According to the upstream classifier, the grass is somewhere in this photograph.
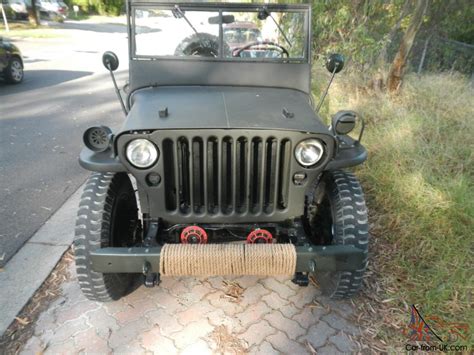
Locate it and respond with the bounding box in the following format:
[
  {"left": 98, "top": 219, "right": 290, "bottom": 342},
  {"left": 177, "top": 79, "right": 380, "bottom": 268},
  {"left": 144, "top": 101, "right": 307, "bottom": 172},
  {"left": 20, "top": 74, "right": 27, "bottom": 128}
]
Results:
[
  {"left": 0, "top": 22, "right": 63, "bottom": 38},
  {"left": 316, "top": 69, "right": 473, "bottom": 346}
]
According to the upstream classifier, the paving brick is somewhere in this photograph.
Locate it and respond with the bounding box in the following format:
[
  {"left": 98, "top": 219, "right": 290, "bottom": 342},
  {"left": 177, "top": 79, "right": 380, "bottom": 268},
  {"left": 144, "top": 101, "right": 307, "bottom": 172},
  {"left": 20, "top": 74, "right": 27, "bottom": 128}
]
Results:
[
  {"left": 21, "top": 336, "right": 45, "bottom": 354},
  {"left": 43, "top": 339, "right": 77, "bottom": 355},
  {"left": 180, "top": 339, "right": 213, "bottom": 355},
  {"left": 322, "top": 313, "right": 359, "bottom": 335},
  {"left": 206, "top": 309, "right": 243, "bottom": 334},
  {"left": 235, "top": 302, "right": 272, "bottom": 327},
  {"left": 172, "top": 319, "right": 214, "bottom": 349},
  {"left": 140, "top": 326, "right": 177, "bottom": 354},
  {"left": 86, "top": 307, "right": 120, "bottom": 339},
  {"left": 267, "top": 331, "right": 309, "bottom": 354},
  {"left": 239, "top": 284, "right": 271, "bottom": 307},
  {"left": 108, "top": 319, "right": 149, "bottom": 350},
  {"left": 239, "top": 320, "right": 277, "bottom": 347},
  {"left": 232, "top": 276, "right": 261, "bottom": 288},
  {"left": 253, "top": 341, "right": 279, "bottom": 355},
  {"left": 155, "top": 291, "right": 187, "bottom": 314},
  {"left": 329, "top": 331, "right": 356, "bottom": 352},
  {"left": 176, "top": 300, "right": 215, "bottom": 326},
  {"left": 49, "top": 317, "right": 90, "bottom": 343},
  {"left": 261, "top": 292, "right": 289, "bottom": 310},
  {"left": 261, "top": 278, "right": 296, "bottom": 300},
  {"left": 189, "top": 283, "right": 214, "bottom": 301},
  {"left": 73, "top": 327, "right": 110, "bottom": 354},
  {"left": 204, "top": 276, "right": 225, "bottom": 290},
  {"left": 114, "top": 304, "right": 147, "bottom": 325},
  {"left": 34, "top": 309, "right": 57, "bottom": 335},
  {"left": 145, "top": 308, "right": 183, "bottom": 336},
  {"left": 264, "top": 312, "right": 306, "bottom": 339},
  {"left": 206, "top": 291, "right": 243, "bottom": 315},
  {"left": 288, "top": 286, "right": 318, "bottom": 309},
  {"left": 113, "top": 340, "right": 146, "bottom": 354},
  {"left": 55, "top": 300, "right": 99, "bottom": 325},
  {"left": 278, "top": 303, "right": 300, "bottom": 318},
  {"left": 292, "top": 306, "right": 328, "bottom": 329},
  {"left": 317, "top": 343, "right": 340, "bottom": 354},
  {"left": 300, "top": 321, "right": 336, "bottom": 348}
]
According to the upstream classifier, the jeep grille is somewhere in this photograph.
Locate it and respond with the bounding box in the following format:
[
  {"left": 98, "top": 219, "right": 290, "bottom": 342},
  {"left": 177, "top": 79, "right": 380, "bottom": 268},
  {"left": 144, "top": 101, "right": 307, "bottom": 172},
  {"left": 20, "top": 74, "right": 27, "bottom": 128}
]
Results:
[{"left": 162, "top": 136, "right": 291, "bottom": 216}]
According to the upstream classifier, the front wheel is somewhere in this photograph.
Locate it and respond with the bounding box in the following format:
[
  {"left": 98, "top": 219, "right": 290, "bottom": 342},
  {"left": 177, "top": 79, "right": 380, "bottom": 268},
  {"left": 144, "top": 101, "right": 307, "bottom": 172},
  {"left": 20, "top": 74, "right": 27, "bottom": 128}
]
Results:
[
  {"left": 74, "top": 172, "right": 140, "bottom": 302},
  {"left": 4, "top": 57, "right": 23, "bottom": 84},
  {"left": 310, "top": 170, "right": 369, "bottom": 299}
]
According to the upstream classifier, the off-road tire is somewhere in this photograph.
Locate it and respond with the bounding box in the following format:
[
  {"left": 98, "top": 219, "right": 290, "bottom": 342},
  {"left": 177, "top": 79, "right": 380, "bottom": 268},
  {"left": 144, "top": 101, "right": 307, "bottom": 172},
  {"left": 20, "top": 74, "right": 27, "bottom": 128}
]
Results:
[
  {"left": 312, "top": 170, "right": 369, "bottom": 299},
  {"left": 4, "top": 57, "right": 23, "bottom": 84},
  {"left": 174, "top": 32, "right": 230, "bottom": 57},
  {"left": 74, "top": 172, "right": 139, "bottom": 302}
]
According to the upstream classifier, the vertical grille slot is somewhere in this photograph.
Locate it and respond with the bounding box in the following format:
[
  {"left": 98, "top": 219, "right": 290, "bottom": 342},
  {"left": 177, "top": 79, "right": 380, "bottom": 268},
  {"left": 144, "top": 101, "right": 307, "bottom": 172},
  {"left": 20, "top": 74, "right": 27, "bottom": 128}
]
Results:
[
  {"left": 207, "top": 137, "right": 219, "bottom": 214},
  {"left": 163, "top": 139, "right": 176, "bottom": 211},
  {"left": 277, "top": 139, "right": 291, "bottom": 209},
  {"left": 235, "top": 137, "right": 247, "bottom": 213},
  {"left": 264, "top": 138, "right": 278, "bottom": 213},
  {"left": 177, "top": 137, "right": 190, "bottom": 214},
  {"left": 221, "top": 137, "right": 233, "bottom": 214},
  {"left": 192, "top": 138, "right": 204, "bottom": 213},
  {"left": 249, "top": 138, "right": 263, "bottom": 213}
]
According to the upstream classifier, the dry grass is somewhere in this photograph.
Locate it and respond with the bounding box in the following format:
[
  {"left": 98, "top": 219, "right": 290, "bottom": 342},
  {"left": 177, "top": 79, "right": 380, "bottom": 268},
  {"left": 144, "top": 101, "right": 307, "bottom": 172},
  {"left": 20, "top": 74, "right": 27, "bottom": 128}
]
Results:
[{"left": 315, "top": 69, "right": 474, "bottom": 347}]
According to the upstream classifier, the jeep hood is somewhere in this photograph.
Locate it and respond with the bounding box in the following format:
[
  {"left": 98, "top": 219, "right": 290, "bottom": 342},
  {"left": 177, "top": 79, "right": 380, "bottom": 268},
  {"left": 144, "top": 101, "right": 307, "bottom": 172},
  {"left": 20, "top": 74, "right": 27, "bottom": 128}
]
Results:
[{"left": 121, "top": 86, "right": 330, "bottom": 134}]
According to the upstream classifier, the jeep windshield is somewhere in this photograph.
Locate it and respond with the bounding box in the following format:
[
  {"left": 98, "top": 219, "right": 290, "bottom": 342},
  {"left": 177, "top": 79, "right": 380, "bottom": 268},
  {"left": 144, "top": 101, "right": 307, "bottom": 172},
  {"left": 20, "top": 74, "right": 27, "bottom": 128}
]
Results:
[{"left": 131, "top": 3, "right": 309, "bottom": 62}]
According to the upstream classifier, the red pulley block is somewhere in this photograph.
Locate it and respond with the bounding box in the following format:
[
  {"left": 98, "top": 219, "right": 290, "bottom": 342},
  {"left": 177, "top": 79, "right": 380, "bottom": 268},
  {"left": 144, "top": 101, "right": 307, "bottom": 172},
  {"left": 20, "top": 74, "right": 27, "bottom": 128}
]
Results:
[
  {"left": 246, "top": 229, "right": 273, "bottom": 244},
  {"left": 180, "top": 226, "right": 208, "bottom": 244}
]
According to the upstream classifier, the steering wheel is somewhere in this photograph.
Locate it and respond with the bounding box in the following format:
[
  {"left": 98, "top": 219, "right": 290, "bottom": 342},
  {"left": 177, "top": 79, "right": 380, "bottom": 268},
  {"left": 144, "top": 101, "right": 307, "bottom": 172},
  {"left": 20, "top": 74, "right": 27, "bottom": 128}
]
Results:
[{"left": 233, "top": 41, "right": 289, "bottom": 58}]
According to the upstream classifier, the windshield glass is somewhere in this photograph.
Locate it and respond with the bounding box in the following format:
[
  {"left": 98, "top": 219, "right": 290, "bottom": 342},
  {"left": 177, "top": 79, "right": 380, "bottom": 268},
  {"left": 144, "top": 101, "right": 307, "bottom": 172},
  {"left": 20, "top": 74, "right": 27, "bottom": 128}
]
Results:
[{"left": 132, "top": 4, "right": 308, "bottom": 61}]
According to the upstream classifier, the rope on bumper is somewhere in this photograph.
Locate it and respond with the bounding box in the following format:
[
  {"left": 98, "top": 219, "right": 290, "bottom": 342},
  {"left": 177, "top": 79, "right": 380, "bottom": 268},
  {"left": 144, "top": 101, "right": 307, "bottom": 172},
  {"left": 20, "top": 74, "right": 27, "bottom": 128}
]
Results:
[{"left": 159, "top": 243, "right": 296, "bottom": 276}]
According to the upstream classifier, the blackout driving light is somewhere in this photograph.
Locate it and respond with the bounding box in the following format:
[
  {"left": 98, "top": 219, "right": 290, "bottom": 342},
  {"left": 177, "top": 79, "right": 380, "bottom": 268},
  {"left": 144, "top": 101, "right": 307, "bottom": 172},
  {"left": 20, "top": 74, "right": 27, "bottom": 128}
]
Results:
[
  {"left": 295, "top": 139, "right": 325, "bottom": 167},
  {"left": 83, "top": 126, "right": 112, "bottom": 152},
  {"left": 126, "top": 139, "right": 159, "bottom": 168}
]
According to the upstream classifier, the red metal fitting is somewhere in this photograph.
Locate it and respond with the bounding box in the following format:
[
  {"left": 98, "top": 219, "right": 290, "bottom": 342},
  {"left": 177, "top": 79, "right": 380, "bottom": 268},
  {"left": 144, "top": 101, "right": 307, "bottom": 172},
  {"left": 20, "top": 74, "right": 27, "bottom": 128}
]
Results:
[
  {"left": 246, "top": 229, "right": 273, "bottom": 244},
  {"left": 180, "top": 226, "right": 208, "bottom": 244}
]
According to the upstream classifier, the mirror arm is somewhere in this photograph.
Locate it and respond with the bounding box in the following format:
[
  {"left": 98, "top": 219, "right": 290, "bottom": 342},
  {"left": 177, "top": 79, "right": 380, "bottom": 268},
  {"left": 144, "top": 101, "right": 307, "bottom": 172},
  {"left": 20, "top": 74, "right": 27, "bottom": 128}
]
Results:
[
  {"left": 316, "top": 65, "right": 338, "bottom": 113},
  {"left": 107, "top": 64, "right": 128, "bottom": 116}
]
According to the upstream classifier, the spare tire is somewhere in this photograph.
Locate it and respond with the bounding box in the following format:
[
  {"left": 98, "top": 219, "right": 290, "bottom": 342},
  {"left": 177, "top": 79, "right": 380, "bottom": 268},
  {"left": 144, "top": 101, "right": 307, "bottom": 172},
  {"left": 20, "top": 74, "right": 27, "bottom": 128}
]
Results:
[{"left": 174, "top": 33, "right": 230, "bottom": 57}]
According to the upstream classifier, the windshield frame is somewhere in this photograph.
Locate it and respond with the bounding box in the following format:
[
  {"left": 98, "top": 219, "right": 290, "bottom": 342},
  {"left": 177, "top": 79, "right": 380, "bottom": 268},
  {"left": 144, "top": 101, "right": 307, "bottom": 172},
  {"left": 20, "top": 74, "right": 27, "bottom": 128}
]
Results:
[{"left": 128, "top": 1, "right": 311, "bottom": 64}]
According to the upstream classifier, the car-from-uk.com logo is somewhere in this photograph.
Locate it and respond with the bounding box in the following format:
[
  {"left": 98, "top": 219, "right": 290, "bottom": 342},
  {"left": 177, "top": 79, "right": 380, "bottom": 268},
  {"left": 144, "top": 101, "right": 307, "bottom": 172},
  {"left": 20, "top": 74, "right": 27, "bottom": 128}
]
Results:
[{"left": 403, "top": 304, "right": 471, "bottom": 352}]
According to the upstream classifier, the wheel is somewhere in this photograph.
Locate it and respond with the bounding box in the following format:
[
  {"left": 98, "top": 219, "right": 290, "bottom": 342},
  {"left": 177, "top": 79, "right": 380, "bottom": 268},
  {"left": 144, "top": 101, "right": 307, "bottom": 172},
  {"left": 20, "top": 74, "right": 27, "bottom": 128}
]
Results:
[
  {"left": 309, "top": 170, "right": 369, "bottom": 298},
  {"left": 4, "top": 57, "right": 23, "bottom": 84},
  {"left": 174, "top": 32, "right": 230, "bottom": 57},
  {"left": 74, "top": 172, "right": 140, "bottom": 302}
]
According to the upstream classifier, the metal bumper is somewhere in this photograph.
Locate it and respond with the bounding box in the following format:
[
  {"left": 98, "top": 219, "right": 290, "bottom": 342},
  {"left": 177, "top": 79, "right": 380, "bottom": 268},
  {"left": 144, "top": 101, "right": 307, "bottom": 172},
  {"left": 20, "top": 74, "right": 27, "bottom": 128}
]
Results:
[{"left": 90, "top": 244, "right": 365, "bottom": 274}]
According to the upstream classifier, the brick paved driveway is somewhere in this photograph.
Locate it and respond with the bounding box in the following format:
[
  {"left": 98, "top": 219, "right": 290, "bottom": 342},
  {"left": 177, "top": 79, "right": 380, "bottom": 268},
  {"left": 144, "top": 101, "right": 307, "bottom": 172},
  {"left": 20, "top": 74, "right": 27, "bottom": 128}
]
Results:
[{"left": 21, "top": 262, "right": 360, "bottom": 354}]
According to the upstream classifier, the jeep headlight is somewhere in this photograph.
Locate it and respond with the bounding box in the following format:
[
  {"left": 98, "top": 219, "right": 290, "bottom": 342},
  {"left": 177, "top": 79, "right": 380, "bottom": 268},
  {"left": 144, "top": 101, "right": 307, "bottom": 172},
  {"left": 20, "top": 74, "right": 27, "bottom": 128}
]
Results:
[
  {"left": 295, "top": 139, "right": 325, "bottom": 167},
  {"left": 126, "top": 139, "right": 159, "bottom": 168}
]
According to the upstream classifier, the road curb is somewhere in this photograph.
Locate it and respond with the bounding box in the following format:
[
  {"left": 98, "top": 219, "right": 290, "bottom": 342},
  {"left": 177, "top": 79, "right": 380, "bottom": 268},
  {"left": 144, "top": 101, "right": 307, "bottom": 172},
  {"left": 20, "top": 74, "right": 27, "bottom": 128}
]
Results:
[{"left": 0, "top": 183, "right": 84, "bottom": 336}]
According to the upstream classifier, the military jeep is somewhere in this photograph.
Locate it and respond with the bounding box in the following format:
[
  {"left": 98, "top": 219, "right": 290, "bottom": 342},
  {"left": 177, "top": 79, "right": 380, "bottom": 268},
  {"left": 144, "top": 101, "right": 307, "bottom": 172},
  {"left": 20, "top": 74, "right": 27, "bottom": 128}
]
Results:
[{"left": 75, "top": 0, "right": 369, "bottom": 302}]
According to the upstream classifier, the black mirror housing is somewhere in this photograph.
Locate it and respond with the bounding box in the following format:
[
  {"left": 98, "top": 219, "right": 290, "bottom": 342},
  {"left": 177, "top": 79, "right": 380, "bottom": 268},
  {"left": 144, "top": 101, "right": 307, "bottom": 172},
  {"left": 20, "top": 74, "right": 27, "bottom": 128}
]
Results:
[
  {"left": 326, "top": 53, "right": 345, "bottom": 74},
  {"left": 332, "top": 110, "right": 356, "bottom": 135},
  {"left": 102, "top": 51, "right": 119, "bottom": 71}
]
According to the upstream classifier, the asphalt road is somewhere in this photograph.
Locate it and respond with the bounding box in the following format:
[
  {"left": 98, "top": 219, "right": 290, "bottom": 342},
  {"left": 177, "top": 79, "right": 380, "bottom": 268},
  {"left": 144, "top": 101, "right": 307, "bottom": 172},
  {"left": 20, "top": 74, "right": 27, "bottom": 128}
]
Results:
[{"left": 0, "top": 20, "right": 129, "bottom": 266}]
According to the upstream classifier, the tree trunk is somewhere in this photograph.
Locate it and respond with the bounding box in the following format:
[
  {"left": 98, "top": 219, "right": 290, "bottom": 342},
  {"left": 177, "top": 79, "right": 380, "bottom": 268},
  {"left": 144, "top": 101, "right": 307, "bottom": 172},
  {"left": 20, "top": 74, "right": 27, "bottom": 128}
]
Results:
[
  {"left": 387, "top": 0, "right": 429, "bottom": 93},
  {"left": 28, "top": 0, "right": 40, "bottom": 27}
]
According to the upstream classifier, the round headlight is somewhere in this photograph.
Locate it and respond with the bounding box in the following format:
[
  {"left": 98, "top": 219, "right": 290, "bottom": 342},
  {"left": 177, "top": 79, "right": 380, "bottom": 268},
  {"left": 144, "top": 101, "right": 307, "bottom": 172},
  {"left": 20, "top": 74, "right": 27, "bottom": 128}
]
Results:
[
  {"left": 126, "top": 139, "right": 159, "bottom": 168},
  {"left": 295, "top": 139, "right": 325, "bottom": 167}
]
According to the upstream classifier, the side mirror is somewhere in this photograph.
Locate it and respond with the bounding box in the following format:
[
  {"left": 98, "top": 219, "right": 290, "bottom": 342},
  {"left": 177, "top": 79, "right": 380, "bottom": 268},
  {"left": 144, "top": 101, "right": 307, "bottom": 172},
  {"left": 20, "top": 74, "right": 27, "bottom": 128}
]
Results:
[
  {"left": 326, "top": 53, "right": 345, "bottom": 74},
  {"left": 332, "top": 111, "right": 356, "bottom": 135},
  {"left": 102, "top": 51, "right": 119, "bottom": 71}
]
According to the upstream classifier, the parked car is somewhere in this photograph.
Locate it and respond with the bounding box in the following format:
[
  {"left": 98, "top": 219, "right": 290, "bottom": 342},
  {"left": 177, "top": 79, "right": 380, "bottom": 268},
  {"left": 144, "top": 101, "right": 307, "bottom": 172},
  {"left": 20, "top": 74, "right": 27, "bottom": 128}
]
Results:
[
  {"left": 0, "top": 37, "right": 24, "bottom": 84},
  {"left": 2, "top": 0, "right": 28, "bottom": 20},
  {"left": 37, "top": 0, "right": 68, "bottom": 20},
  {"left": 75, "top": 1, "right": 369, "bottom": 302}
]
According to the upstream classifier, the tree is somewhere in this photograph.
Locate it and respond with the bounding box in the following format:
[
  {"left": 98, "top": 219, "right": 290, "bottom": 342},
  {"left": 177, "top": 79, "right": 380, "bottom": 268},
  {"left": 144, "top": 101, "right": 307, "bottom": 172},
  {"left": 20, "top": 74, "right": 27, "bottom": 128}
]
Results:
[
  {"left": 28, "top": 0, "right": 40, "bottom": 27},
  {"left": 387, "top": 0, "right": 429, "bottom": 93}
]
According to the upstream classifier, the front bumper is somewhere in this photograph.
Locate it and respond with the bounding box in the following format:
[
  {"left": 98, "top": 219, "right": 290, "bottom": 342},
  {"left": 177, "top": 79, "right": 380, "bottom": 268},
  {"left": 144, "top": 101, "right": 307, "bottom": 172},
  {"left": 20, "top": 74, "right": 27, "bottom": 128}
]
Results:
[{"left": 90, "top": 244, "right": 365, "bottom": 274}]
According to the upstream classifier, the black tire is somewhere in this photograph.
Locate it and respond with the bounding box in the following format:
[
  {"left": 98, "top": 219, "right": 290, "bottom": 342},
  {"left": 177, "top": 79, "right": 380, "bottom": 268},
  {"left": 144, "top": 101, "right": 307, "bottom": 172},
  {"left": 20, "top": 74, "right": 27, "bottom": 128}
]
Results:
[
  {"left": 74, "top": 172, "right": 140, "bottom": 302},
  {"left": 4, "top": 57, "right": 23, "bottom": 84},
  {"left": 174, "top": 32, "right": 230, "bottom": 57},
  {"left": 311, "top": 170, "right": 369, "bottom": 299}
]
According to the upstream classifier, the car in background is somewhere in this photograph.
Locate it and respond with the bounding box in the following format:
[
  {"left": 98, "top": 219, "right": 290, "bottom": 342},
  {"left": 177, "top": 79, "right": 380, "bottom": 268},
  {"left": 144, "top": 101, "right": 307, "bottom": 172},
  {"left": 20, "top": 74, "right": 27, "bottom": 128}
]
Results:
[
  {"left": 37, "top": 0, "right": 68, "bottom": 20},
  {"left": 0, "top": 37, "right": 24, "bottom": 84},
  {"left": 2, "top": 0, "right": 28, "bottom": 20}
]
